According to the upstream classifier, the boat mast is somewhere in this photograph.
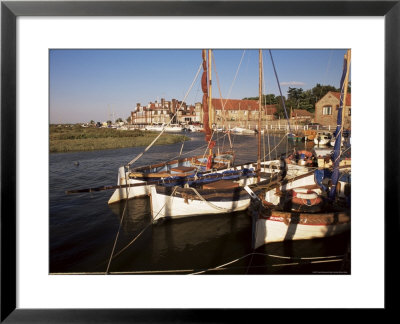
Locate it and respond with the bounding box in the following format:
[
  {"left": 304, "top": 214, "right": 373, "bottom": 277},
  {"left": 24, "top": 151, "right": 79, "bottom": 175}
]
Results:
[
  {"left": 339, "top": 50, "right": 351, "bottom": 158},
  {"left": 257, "top": 49, "right": 262, "bottom": 181},
  {"left": 202, "top": 50, "right": 211, "bottom": 143},
  {"left": 329, "top": 49, "right": 351, "bottom": 200},
  {"left": 208, "top": 49, "right": 213, "bottom": 155}
]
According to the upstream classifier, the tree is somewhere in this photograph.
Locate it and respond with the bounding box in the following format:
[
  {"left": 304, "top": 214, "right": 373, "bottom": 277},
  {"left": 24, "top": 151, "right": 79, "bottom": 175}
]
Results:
[
  {"left": 274, "top": 95, "right": 288, "bottom": 119},
  {"left": 126, "top": 116, "right": 132, "bottom": 123},
  {"left": 116, "top": 117, "right": 123, "bottom": 123},
  {"left": 311, "top": 83, "right": 339, "bottom": 103}
]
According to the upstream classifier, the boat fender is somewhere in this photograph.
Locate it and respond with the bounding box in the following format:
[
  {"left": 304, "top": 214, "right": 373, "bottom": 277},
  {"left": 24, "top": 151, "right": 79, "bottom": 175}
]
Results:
[
  {"left": 291, "top": 190, "right": 322, "bottom": 206},
  {"left": 292, "top": 188, "right": 318, "bottom": 200},
  {"left": 291, "top": 196, "right": 322, "bottom": 206}
]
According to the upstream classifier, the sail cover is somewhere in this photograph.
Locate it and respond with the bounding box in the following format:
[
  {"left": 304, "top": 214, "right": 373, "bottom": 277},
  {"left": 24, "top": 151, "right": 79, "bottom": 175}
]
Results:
[{"left": 329, "top": 52, "right": 350, "bottom": 200}]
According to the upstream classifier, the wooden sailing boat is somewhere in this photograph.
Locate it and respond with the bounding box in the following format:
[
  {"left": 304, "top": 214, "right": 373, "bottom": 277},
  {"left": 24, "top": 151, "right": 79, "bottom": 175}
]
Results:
[
  {"left": 149, "top": 49, "right": 287, "bottom": 220},
  {"left": 108, "top": 50, "right": 242, "bottom": 204},
  {"left": 246, "top": 50, "right": 351, "bottom": 249}
]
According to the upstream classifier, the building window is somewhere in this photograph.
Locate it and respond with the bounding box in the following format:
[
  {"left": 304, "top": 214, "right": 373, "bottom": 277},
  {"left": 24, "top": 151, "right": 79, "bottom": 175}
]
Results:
[
  {"left": 322, "top": 106, "right": 332, "bottom": 115},
  {"left": 348, "top": 108, "right": 351, "bottom": 116}
]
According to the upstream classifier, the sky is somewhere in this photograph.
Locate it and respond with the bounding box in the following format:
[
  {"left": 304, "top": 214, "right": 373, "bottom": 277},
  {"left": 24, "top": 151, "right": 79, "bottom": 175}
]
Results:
[{"left": 49, "top": 49, "right": 349, "bottom": 124}]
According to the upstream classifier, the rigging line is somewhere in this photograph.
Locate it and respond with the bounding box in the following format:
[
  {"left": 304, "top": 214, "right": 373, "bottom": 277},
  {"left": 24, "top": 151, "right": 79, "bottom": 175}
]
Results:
[
  {"left": 316, "top": 49, "right": 334, "bottom": 101},
  {"left": 166, "top": 131, "right": 232, "bottom": 164},
  {"left": 268, "top": 50, "right": 293, "bottom": 136},
  {"left": 127, "top": 62, "right": 203, "bottom": 167},
  {"left": 105, "top": 188, "right": 130, "bottom": 274},
  {"left": 212, "top": 52, "right": 227, "bottom": 134},
  {"left": 223, "top": 50, "right": 246, "bottom": 108},
  {"left": 333, "top": 61, "right": 351, "bottom": 164},
  {"left": 111, "top": 186, "right": 180, "bottom": 261},
  {"left": 263, "top": 133, "right": 288, "bottom": 161},
  {"left": 178, "top": 137, "right": 185, "bottom": 157},
  {"left": 261, "top": 51, "right": 272, "bottom": 162},
  {"left": 193, "top": 130, "right": 217, "bottom": 178}
]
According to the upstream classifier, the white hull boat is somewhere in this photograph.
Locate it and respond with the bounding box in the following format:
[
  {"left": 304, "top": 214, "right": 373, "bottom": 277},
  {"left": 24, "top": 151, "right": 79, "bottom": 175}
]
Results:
[
  {"left": 163, "top": 124, "right": 184, "bottom": 132},
  {"left": 149, "top": 165, "right": 270, "bottom": 220},
  {"left": 108, "top": 152, "right": 235, "bottom": 204},
  {"left": 248, "top": 166, "right": 351, "bottom": 249},
  {"left": 148, "top": 161, "right": 312, "bottom": 220},
  {"left": 145, "top": 124, "right": 183, "bottom": 132},
  {"left": 253, "top": 214, "right": 350, "bottom": 248},
  {"left": 314, "top": 132, "right": 332, "bottom": 146}
]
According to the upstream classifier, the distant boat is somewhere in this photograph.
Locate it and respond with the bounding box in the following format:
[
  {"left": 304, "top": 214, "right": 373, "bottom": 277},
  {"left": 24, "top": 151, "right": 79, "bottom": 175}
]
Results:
[
  {"left": 145, "top": 123, "right": 183, "bottom": 132},
  {"left": 314, "top": 131, "right": 332, "bottom": 146},
  {"left": 330, "top": 135, "right": 344, "bottom": 147},
  {"left": 185, "top": 124, "right": 204, "bottom": 132},
  {"left": 231, "top": 126, "right": 255, "bottom": 135}
]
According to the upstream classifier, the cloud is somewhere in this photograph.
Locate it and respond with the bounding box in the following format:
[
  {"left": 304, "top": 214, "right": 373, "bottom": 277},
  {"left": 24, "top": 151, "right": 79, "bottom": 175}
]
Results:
[{"left": 280, "top": 81, "right": 306, "bottom": 86}]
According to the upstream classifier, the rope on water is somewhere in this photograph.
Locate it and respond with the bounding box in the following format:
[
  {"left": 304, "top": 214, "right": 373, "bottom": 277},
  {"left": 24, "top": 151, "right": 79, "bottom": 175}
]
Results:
[
  {"left": 51, "top": 257, "right": 344, "bottom": 275},
  {"left": 190, "top": 253, "right": 254, "bottom": 275},
  {"left": 190, "top": 252, "right": 345, "bottom": 275}
]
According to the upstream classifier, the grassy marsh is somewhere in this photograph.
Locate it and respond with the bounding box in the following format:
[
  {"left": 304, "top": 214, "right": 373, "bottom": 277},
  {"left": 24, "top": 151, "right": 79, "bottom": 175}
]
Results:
[{"left": 50, "top": 125, "right": 190, "bottom": 153}]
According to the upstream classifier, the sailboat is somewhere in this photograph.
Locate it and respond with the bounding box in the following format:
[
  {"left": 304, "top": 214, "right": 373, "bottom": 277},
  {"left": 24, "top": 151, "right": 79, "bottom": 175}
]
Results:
[
  {"left": 149, "top": 49, "right": 291, "bottom": 220},
  {"left": 246, "top": 50, "right": 351, "bottom": 249},
  {"left": 108, "top": 50, "right": 248, "bottom": 205}
]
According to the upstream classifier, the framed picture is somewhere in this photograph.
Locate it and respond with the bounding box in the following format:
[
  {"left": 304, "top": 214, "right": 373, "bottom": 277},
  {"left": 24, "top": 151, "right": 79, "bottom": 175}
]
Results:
[{"left": 2, "top": 0, "right": 397, "bottom": 321}]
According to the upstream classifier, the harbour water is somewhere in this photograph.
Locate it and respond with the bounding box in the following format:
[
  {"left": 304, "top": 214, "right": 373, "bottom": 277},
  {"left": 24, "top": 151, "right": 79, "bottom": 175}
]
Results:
[{"left": 50, "top": 132, "right": 350, "bottom": 275}]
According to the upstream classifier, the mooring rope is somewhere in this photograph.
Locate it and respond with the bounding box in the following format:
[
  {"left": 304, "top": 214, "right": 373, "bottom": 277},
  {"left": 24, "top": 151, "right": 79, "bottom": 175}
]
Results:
[
  {"left": 186, "top": 187, "right": 237, "bottom": 212},
  {"left": 106, "top": 186, "right": 179, "bottom": 264},
  {"left": 189, "top": 252, "right": 345, "bottom": 275}
]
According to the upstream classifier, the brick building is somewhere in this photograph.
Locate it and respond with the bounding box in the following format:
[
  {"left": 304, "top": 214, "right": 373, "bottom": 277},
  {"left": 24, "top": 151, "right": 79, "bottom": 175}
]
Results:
[
  {"left": 131, "top": 97, "right": 278, "bottom": 126},
  {"left": 131, "top": 98, "right": 182, "bottom": 125},
  {"left": 212, "top": 98, "right": 277, "bottom": 123},
  {"left": 314, "top": 91, "right": 351, "bottom": 129},
  {"left": 290, "top": 109, "right": 313, "bottom": 122}
]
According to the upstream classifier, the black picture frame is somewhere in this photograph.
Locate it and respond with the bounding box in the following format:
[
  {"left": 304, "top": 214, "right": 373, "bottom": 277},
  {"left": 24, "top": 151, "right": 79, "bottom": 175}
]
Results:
[{"left": 1, "top": 0, "right": 398, "bottom": 322}]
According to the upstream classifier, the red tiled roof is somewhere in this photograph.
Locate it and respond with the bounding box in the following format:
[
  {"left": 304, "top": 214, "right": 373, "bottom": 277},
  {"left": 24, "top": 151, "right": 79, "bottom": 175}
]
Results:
[
  {"left": 265, "top": 104, "right": 277, "bottom": 115},
  {"left": 329, "top": 91, "right": 351, "bottom": 106},
  {"left": 212, "top": 98, "right": 276, "bottom": 113},
  {"left": 212, "top": 98, "right": 259, "bottom": 110}
]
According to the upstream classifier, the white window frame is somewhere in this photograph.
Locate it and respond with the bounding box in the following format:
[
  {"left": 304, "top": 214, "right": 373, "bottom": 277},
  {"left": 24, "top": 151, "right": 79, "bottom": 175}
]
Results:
[{"left": 322, "top": 105, "right": 332, "bottom": 115}]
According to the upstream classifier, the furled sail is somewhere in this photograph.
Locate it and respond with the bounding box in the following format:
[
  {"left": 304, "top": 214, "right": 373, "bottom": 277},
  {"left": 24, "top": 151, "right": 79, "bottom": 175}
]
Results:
[{"left": 329, "top": 50, "right": 351, "bottom": 200}]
